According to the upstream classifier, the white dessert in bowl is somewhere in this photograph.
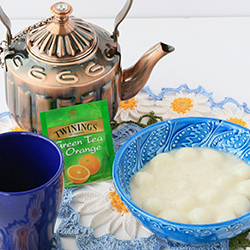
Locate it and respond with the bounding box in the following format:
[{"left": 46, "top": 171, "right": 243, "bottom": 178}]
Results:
[{"left": 130, "top": 147, "right": 250, "bottom": 224}]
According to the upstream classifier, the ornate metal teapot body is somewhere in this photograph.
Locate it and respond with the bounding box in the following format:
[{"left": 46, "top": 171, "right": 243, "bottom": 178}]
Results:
[{"left": 0, "top": 1, "right": 174, "bottom": 133}]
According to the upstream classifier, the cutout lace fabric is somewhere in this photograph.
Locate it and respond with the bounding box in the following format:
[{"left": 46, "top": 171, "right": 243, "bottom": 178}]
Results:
[{"left": 2, "top": 84, "right": 250, "bottom": 250}]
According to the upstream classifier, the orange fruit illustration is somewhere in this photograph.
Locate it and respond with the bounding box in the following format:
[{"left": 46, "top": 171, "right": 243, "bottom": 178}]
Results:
[
  {"left": 79, "top": 154, "right": 100, "bottom": 175},
  {"left": 67, "top": 165, "right": 90, "bottom": 184}
]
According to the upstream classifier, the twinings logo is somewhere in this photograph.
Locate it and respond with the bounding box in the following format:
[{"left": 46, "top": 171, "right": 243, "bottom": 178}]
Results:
[{"left": 47, "top": 118, "right": 104, "bottom": 140}]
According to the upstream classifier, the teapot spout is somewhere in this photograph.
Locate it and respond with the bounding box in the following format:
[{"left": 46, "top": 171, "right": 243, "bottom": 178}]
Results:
[{"left": 121, "top": 42, "right": 174, "bottom": 100}]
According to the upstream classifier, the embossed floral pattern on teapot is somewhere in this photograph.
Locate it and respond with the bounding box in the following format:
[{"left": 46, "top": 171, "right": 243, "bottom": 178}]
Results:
[{"left": 0, "top": 1, "right": 174, "bottom": 133}]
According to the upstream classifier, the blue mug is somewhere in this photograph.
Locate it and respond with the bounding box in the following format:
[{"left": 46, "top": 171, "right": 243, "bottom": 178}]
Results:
[{"left": 0, "top": 132, "right": 64, "bottom": 250}]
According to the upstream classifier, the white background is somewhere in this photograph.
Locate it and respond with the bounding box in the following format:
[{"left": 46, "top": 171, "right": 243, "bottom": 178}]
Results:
[{"left": 2, "top": 0, "right": 250, "bottom": 19}]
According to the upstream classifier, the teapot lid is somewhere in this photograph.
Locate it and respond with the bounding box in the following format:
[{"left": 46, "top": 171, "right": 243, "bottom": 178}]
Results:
[{"left": 26, "top": 2, "right": 97, "bottom": 63}]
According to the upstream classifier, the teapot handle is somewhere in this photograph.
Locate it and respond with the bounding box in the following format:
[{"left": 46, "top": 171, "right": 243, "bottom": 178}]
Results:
[
  {"left": 0, "top": 5, "right": 12, "bottom": 45},
  {"left": 112, "top": 0, "right": 133, "bottom": 43}
]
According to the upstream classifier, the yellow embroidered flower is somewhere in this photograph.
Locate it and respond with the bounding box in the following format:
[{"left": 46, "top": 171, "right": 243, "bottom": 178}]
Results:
[
  {"left": 115, "top": 94, "right": 156, "bottom": 122},
  {"left": 226, "top": 117, "right": 247, "bottom": 128},
  {"left": 119, "top": 97, "right": 137, "bottom": 110},
  {"left": 212, "top": 107, "right": 250, "bottom": 129},
  {"left": 108, "top": 190, "right": 129, "bottom": 214},
  {"left": 170, "top": 97, "right": 193, "bottom": 114},
  {"left": 74, "top": 180, "right": 139, "bottom": 239},
  {"left": 11, "top": 126, "right": 25, "bottom": 132},
  {"left": 156, "top": 92, "right": 211, "bottom": 119}
]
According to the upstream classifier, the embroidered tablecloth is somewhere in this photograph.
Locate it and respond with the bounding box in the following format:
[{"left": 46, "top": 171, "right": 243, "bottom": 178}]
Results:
[{"left": 1, "top": 84, "right": 250, "bottom": 250}]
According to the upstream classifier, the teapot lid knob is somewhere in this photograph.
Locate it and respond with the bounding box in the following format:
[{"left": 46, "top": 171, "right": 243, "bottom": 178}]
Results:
[
  {"left": 50, "top": 2, "right": 73, "bottom": 22},
  {"left": 25, "top": 1, "right": 97, "bottom": 63}
]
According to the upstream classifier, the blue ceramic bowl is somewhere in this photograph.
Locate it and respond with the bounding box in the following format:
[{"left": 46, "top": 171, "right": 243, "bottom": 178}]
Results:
[{"left": 113, "top": 117, "right": 250, "bottom": 244}]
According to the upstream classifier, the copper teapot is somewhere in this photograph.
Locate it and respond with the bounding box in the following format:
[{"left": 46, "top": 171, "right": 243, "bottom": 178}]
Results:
[{"left": 0, "top": 1, "right": 174, "bottom": 133}]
